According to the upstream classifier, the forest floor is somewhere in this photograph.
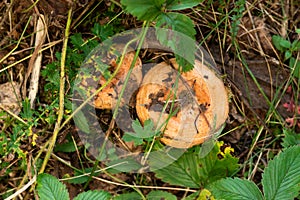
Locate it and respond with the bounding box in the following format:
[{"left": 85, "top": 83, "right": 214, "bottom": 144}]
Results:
[{"left": 0, "top": 0, "right": 299, "bottom": 199}]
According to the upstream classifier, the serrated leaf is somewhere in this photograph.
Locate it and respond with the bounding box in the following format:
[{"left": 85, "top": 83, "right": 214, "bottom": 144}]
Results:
[
  {"left": 132, "top": 119, "right": 156, "bottom": 138},
  {"left": 91, "top": 23, "right": 114, "bottom": 41},
  {"left": 156, "top": 12, "right": 196, "bottom": 71},
  {"left": 147, "top": 190, "right": 176, "bottom": 200},
  {"left": 156, "top": 12, "right": 196, "bottom": 40},
  {"left": 37, "top": 173, "right": 70, "bottom": 200},
  {"left": 122, "top": 134, "right": 144, "bottom": 146},
  {"left": 166, "top": 0, "right": 203, "bottom": 11},
  {"left": 209, "top": 178, "right": 263, "bottom": 200},
  {"left": 151, "top": 141, "right": 239, "bottom": 188},
  {"left": 121, "top": 0, "right": 164, "bottom": 21},
  {"left": 70, "top": 33, "right": 85, "bottom": 50},
  {"left": 122, "top": 119, "right": 157, "bottom": 146},
  {"left": 113, "top": 192, "right": 141, "bottom": 200},
  {"left": 281, "top": 128, "right": 300, "bottom": 148},
  {"left": 182, "top": 191, "right": 200, "bottom": 200},
  {"left": 262, "top": 145, "right": 300, "bottom": 200},
  {"left": 73, "top": 190, "right": 111, "bottom": 200}
]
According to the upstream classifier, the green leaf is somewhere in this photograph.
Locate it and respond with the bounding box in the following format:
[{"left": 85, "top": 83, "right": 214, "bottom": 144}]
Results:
[
  {"left": 156, "top": 12, "right": 196, "bottom": 40},
  {"left": 121, "top": 0, "right": 164, "bottom": 21},
  {"left": 281, "top": 128, "right": 300, "bottom": 148},
  {"left": 156, "top": 12, "right": 196, "bottom": 71},
  {"left": 122, "top": 134, "right": 144, "bottom": 146},
  {"left": 122, "top": 119, "right": 158, "bottom": 146},
  {"left": 37, "top": 173, "right": 70, "bottom": 200},
  {"left": 279, "top": 38, "right": 291, "bottom": 49},
  {"left": 21, "top": 98, "right": 34, "bottom": 119},
  {"left": 73, "top": 110, "right": 90, "bottom": 134},
  {"left": 284, "top": 50, "right": 292, "bottom": 60},
  {"left": 262, "top": 145, "right": 300, "bottom": 200},
  {"left": 54, "top": 141, "right": 77, "bottom": 153},
  {"left": 209, "top": 178, "right": 263, "bottom": 200},
  {"left": 291, "top": 40, "right": 300, "bottom": 51},
  {"left": 272, "top": 35, "right": 286, "bottom": 52},
  {"left": 113, "top": 192, "right": 142, "bottom": 200},
  {"left": 70, "top": 33, "right": 85, "bottom": 49},
  {"left": 230, "top": 0, "right": 245, "bottom": 39},
  {"left": 73, "top": 190, "right": 111, "bottom": 200},
  {"left": 198, "top": 189, "right": 214, "bottom": 200},
  {"left": 107, "top": 157, "right": 142, "bottom": 173},
  {"left": 166, "top": 0, "right": 203, "bottom": 11},
  {"left": 152, "top": 141, "right": 239, "bottom": 188},
  {"left": 132, "top": 119, "right": 156, "bottom": 139},
  {"left": 91, "top": 23, "right": 114, "bottom": 41},
  {"left": 147, "top": 190, "right": 177, "bottom": 200},
  {"left": 182, "top": 191, "right": 200, "bottom": 200}
]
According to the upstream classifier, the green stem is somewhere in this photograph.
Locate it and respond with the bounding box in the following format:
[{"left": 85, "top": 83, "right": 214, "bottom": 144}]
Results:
[{"left": 39, "top": 8, "right": 72, "bottom": 174}]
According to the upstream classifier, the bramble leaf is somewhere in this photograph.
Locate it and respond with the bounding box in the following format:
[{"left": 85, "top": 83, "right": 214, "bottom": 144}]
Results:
[
  {"left": 147, "top": 190, "right": 177, "bottom": 200},
  {"left": 73, "top": 190, "right": 111, "bottom": 200},
  {"left": 151, "top": 141, "right": 239, "bottom": 188},
  {"left": 156, "top": 12, "right": 196, "bottom": 71},
  {"left": 37, "top": 173, "right": 70, "bottom": 200},
  {"left": 121, "top": 0, "right": 164, "bottom": 21},
  {"left": 156, "top": 12, "right": 195, "bottom": 40},
  {"left": 209, "top": 178, "right": 264, "bottom": 200},
  {"left": 281, "top": 128, "right": 300, "bottom": 148},
  {"left": 262, "top": 145, "right": 300, "bottom": 200}
]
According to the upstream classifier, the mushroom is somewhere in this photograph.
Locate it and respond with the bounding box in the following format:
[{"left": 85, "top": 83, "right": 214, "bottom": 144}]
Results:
[
  {"left": 94, "top": 51, "right": 142, "bottom": 109},
  {"left": 136, "top": 58, "right": 228, "bottom": 148}
]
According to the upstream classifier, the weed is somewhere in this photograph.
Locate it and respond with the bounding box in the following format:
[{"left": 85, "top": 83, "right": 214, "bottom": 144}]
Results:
[{"left": 272, "top": 33, "right": 300, "bottom": 78}]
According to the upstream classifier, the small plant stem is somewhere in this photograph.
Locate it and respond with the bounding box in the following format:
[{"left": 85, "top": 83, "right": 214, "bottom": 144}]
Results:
[
  {"left": 39, "top": 8, "right": 72, "bottom": 174},
  {"left": 113, "top": 21, "right": 149, "bottom": 119}
]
